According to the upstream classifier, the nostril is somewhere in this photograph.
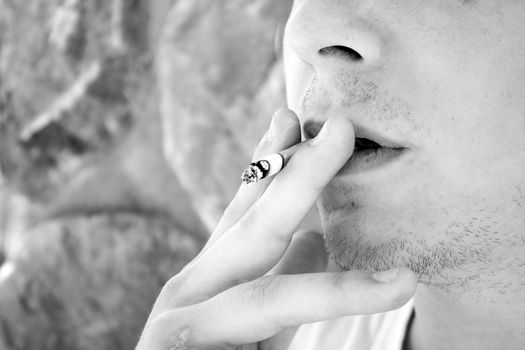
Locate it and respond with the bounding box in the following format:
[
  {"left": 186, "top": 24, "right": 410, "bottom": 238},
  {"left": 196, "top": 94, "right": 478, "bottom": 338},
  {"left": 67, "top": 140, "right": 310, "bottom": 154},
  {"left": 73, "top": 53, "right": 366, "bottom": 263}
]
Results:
[{"left": 319, "top": 45, "right": 363, "bottom": 62}]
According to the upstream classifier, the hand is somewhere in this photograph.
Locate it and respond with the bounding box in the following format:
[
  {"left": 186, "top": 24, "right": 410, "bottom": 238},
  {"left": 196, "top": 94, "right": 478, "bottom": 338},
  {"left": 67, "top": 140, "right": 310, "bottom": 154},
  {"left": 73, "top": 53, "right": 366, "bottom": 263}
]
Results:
[{"left": 136, "top": 109, "right": 417, "bottom": 350}]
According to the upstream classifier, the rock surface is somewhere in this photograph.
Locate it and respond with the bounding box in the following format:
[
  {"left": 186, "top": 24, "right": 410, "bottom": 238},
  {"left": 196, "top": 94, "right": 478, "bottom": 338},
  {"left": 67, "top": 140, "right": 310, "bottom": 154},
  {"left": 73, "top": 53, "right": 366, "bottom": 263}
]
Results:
[
  {"left": 0, "top": 214, "right": 202, "bottom": 350},
  {"left": 158, "top": 0, "right": 292, "bottom": 230},
  {"left": 0, "top": 0, "right": 292, "bottom": 348},
  {"left": 0, "top": 0, "right": 198, "bottom": 224}
]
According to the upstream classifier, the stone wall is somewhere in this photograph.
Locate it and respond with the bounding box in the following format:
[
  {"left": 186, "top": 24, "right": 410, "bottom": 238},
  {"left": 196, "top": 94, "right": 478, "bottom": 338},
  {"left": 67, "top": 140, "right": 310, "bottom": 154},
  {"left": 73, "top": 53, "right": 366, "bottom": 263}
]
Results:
[{"left": 0, "top": 0, "right": 291, "bottom": 349}]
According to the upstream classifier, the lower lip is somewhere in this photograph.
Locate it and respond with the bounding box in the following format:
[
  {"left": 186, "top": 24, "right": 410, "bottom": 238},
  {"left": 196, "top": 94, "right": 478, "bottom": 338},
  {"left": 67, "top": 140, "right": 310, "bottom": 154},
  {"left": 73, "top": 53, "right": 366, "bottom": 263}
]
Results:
[{"left": 336, "top": 147, "right": 407, "bottom": 176}]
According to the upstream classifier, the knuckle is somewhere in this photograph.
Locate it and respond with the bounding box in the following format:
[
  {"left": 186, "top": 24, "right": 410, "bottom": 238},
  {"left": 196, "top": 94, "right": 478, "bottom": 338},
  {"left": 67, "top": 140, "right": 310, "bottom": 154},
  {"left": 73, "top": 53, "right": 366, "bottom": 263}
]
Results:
[
  {"left": 242, "top": 276, "right": 281, "bottom": 308},
  {"left": 147, "top": 311, "right": 191, "bottom": 350},
  {"left": 160, "top": 275, "right": 183, "bottom": 299},
  {"left": 158, "top": 273, "right": 208, "bottom": 309},
  {"left": 236, "top": 206, "right": 289, "bottom": 244},
  {"left": 219, "top": 198, "right": 245, "bottom": 227},
  {"left": 236, "top": 206, "right": 259, "bottom": 232},
  {"left": 157, "top": 274, "right": 193, "bottom": 308},
  {"left": 259, "top": 226, "right": 292, "bottom": 247},
  {"left": 330, "top": 272, "right": 350, "bottom": 292}
]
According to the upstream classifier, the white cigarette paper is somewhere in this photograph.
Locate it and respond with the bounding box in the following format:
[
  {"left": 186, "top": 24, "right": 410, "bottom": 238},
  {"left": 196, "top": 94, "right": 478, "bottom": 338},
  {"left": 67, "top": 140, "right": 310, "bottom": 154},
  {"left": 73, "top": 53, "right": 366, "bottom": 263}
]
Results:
[{"left": 241, "top": 143, "right": 301, "bottom": 184}]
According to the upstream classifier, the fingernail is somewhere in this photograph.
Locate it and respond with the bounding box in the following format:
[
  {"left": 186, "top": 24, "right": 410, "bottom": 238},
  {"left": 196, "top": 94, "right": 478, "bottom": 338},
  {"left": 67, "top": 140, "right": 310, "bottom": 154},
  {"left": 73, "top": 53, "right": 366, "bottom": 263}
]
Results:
[
  {"left": 371, "top": 268, "right": 399, "bottom": 283},
  {"left": 266, "top": 110, "right": 295, "bottom": 141},
  {"left": 309, "top": 118, "right": 331, "bottom": 146}
]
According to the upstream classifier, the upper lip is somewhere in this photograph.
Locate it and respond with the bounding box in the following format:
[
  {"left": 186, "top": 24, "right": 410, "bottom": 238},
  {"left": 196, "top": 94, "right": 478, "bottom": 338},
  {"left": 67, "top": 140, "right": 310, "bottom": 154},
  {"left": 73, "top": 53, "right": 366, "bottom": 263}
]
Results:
[{"left": 302, "top": 120, "right": 407, "bottom": 150}]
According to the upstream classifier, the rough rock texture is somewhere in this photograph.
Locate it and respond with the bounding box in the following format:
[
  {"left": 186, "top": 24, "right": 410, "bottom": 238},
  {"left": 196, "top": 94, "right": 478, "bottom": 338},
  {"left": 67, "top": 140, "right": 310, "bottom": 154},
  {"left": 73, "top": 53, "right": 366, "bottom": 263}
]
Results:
[
  {"left": 0, "top": 0, "right": 292, "bottom": 348},
  {"left": 0, "top": 214, "right": 201, "bottom": 350},
  {"left": 0, "top": 0, "right": 200, "bottom": 224},
  {"left": 158, "top": 0, "right": 292, "bottom": 230}
]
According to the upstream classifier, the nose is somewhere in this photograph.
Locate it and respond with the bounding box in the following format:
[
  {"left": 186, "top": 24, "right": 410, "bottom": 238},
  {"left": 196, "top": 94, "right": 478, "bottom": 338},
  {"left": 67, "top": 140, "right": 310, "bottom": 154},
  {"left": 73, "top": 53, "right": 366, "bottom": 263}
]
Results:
[{"left": 284, "top": 1, "right": 385, "bottom": 71}]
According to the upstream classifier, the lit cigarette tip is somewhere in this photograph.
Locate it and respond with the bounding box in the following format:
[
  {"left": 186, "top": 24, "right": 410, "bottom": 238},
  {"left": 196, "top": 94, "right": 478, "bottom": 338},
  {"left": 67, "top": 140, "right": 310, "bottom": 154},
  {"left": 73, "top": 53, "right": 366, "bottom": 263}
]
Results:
[
  {"left": 241, "top": 154, "right": 283, "bottom": 185},
  {"left": 241, "top": 164, "right": 261, "bottom": 184},
  {"left": 241, "top": 143, "right": 300, "bottom": 185}
]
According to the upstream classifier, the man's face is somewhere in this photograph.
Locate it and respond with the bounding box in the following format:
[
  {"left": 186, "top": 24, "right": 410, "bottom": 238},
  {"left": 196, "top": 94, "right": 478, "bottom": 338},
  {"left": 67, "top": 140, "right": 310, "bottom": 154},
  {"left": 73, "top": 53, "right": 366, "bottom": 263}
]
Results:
[{"left": 284, "top": 0, "right": 525, "bottom": 288}]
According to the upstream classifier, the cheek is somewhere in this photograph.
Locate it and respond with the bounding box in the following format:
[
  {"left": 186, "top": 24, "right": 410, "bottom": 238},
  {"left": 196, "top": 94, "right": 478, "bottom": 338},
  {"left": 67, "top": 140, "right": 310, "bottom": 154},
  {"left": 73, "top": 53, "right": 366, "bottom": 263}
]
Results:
[
  {"left": 413, "top": 56, "right": 525, "bottom": 188},
  {"left": 417, "top": 20, "right": 525, "bottom": 168}
]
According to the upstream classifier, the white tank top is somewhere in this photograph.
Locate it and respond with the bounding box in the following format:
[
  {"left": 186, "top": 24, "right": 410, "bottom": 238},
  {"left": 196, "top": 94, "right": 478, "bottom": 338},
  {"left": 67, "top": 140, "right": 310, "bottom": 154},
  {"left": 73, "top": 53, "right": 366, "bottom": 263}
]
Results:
[{"left": 287, "top": 299, "right": 414, "bottom": 350}]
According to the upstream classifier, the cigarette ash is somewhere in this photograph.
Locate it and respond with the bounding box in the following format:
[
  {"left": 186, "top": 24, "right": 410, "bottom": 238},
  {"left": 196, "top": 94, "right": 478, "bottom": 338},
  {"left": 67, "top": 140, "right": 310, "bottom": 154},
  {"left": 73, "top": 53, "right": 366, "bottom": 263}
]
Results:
[
  {"left": 241, "top": 163, "right": 263, "bottom": 184},
  {"left": 241, "top": 159, "right": 273, "bottom": 184}
]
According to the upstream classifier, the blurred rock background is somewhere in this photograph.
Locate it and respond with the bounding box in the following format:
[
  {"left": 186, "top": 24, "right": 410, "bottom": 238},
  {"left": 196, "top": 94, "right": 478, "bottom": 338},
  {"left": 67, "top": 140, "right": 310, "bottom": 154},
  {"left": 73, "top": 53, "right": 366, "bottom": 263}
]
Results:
[{"left": 0, "top": 0, "right": 292, "bottom": 349}]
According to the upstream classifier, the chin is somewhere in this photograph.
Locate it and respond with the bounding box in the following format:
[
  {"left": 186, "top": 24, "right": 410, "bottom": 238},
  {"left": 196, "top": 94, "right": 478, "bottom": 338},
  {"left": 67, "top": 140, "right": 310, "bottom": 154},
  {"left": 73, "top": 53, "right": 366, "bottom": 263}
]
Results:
[
  {"left": 317, "top": 177, "right": 510, "bottom": 292},
  {"left": 320, "top": 213, "right": 471, "bottom": 289}
]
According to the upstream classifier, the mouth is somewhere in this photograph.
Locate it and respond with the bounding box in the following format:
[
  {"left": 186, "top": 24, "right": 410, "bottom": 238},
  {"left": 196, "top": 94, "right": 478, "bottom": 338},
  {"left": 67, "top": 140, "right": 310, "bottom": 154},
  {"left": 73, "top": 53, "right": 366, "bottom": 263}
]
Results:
[
  {"left": 338, "top": 137, "right": 406, "bottom": 176},
  {"left": 302, "top": 120, "right": 408, "bottom": 176}
]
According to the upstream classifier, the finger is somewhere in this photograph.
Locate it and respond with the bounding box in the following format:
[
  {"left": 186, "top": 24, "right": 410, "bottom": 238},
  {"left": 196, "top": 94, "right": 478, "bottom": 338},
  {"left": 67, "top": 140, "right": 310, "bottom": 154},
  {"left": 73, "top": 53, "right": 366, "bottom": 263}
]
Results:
[
  {"left": 243, "top": 116, "right": 354, "bottom": 241},
  {"left": 146, "top": 268, "right": 417, "bottom": 349},
  {"left": 142, "top": 110, "right": 301, "bottom": 318},
  {"left": 170, "top": 117, "right": 354, "bottom": 306},
  {"left": 179, "top": 109, "right": 299, "bottom": 278},
  {"left": 204, "top": 108, "right": 301, "bottom": 251},
  {"left": 261, "top": 230, "right": 328, "bottom": 350},
  {"left": 151, "top": 231, "right": 327, "bottom": 350}
]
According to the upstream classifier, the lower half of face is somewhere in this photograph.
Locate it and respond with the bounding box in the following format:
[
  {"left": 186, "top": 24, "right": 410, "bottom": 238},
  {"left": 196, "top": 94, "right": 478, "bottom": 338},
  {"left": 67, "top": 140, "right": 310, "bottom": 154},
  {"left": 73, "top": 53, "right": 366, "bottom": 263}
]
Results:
[
  {"left": 318, "top": 148, "right": 525, "bottom": 290},
  {"left": 284, "top": 0, "right": 525, "bottom": 295}
]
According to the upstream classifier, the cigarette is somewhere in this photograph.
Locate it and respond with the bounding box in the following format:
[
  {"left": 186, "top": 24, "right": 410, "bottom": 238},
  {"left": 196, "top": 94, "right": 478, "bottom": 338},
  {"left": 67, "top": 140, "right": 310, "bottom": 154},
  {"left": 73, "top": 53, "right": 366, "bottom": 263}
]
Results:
[{"left": 241, "top": 143, "right": 301, "bottom": 184}]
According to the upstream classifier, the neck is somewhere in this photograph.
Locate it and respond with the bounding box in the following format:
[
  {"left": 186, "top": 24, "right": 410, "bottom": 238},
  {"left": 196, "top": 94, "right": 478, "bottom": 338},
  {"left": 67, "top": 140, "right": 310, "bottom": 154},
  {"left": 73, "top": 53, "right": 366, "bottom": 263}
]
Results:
[{"left": 408, "top": 284, "right": 525, "bottom": 350}]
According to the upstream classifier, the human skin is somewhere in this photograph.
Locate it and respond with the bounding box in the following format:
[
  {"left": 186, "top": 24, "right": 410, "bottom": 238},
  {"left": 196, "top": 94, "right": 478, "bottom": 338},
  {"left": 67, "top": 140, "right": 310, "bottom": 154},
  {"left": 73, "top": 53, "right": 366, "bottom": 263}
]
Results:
[
  {"left": 284, "top": 0, "right": 525, "bottom": 349},
  {"left": 136, "top": 1, "right": 525, "bottom": 349},
  {"left": 135, "top": 110, "right": 417, "bottom": 350}
]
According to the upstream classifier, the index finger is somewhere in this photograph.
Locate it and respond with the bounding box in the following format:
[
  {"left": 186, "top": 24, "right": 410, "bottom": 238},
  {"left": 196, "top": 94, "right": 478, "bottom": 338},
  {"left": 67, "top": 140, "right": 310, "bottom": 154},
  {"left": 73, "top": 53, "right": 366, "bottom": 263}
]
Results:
[
  {"left": 237, "top": 116, "right": 355, "bottom": 240},
  {"left": 171, "top": 117, "right": 354, "bottom": 305},
  {"left": 205, "top": 108, "right": 301, "bottom": 249}
]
